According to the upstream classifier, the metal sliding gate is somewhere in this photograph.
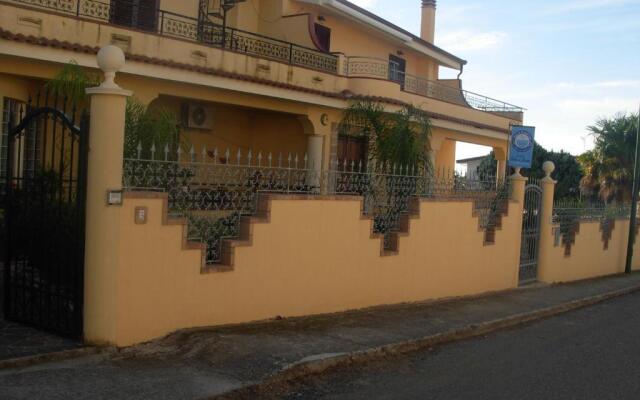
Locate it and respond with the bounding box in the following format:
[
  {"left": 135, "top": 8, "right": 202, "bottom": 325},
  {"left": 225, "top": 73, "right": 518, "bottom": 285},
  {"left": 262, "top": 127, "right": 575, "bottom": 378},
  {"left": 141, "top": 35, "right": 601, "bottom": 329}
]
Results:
[
  {"left": 519, "top": 182, "right": 542, "bottom": 284},
  {"left": 3, "top": 95, "right": 89, "bottom": 338}
]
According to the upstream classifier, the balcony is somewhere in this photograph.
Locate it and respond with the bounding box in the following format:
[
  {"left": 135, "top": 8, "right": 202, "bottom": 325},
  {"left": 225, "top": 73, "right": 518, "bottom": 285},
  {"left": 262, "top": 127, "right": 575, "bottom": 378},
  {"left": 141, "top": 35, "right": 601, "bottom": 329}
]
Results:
[
  {"left": 4, "top": 0, "right": 339, "bottom": 74},
  {"left": 2, "top": 0, "right": 523, "bottom": 119},
  {"left": 345, "top": 57, "right": 524, "bottom": 115}
]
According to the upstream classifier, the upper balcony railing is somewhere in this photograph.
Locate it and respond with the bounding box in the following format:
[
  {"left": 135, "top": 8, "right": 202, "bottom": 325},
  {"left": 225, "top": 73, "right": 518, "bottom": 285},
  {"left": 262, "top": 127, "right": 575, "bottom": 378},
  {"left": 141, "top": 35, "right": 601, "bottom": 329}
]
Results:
[
  {"left": 4, "top": 0, "right": 339, "bottom": 74},
  {"left": 345, "top": 57, "right": 525, "bottom": 114},
  {"left": 5, "top": 0, "right": 523, "bottom": 114}
]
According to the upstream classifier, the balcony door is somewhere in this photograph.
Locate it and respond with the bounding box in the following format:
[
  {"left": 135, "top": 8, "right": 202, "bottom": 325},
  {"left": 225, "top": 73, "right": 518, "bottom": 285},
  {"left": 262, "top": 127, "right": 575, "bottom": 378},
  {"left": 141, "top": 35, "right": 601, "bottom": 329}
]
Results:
[
  {"left": 110, "top": 0, "right": 159, "bottom": 32},
  {"left": 388, "top": 55, "right": 406, "bottom": 89}
]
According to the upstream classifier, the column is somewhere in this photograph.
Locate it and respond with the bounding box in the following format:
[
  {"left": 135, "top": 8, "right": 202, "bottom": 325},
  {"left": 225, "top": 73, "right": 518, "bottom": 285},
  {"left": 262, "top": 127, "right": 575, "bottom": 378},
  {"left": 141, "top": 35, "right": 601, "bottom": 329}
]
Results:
[
  {"left": 509, "top": 167, "right": 528, "bottom": 286},
  {"left": 537, "top": 161, "right": 557, "bottom": 283},
  {"left": 83, "top": 46, "right": 132, "bottom": 344},
  {"left": 306, "top": 134, "right": 324, "bottom": 191},
  {"left": 493, "top": 147, "right": 507, "bottom": 182}
]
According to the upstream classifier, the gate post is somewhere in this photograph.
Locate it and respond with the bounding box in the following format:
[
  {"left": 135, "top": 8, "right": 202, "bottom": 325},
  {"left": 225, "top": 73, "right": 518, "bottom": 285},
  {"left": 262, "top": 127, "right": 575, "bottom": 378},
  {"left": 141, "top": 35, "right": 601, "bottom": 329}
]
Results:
[
  {"left": 83, "top": 46, "right": 132, "bottom": 345},
  {"left": 510, "top": 167, "right": 527, "bottom": 203},
  {"left": 537, "top": 161, "right": 557, "bottom": 283},
  {"left": 510, "top": 167, "right": 527, "bottom": 285}
]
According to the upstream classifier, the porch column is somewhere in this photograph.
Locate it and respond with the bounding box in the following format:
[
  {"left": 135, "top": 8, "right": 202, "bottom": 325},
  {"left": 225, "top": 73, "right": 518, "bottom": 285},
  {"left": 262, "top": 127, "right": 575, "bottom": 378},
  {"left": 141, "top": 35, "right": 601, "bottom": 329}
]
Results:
[
  {"left": 84, "top": 46, "right": 132, "bottom": 345},
  {"left": 493, "top": 146, "right": 507, "bottom": 182},
  {"left": 307, "top": 134, "right": 324, "bottom": 190},
  {"left": 537, "top": 161, "right": 557, "bottom": 284}
]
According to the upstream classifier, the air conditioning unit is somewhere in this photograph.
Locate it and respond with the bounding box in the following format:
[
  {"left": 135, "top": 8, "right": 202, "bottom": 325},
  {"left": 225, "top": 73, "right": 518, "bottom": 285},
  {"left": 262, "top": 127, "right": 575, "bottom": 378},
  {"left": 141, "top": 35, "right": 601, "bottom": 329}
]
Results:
[{"left": 183, "top": 103, "right": 213, "bottom": 130}]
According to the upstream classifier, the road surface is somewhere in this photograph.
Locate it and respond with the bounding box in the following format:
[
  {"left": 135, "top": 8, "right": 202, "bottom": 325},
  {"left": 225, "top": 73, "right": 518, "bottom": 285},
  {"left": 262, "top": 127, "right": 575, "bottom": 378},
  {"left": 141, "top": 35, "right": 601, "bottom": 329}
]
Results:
[{"left": 279, "top": 292, "right": 640, "bottom": 400}]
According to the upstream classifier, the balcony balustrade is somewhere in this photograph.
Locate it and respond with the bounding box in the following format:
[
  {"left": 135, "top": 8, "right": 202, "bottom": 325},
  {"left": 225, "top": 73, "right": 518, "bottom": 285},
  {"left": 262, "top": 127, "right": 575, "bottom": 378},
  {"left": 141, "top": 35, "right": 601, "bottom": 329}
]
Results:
[
  {"left": 345, "top": 56, "right": 524, "bottom": 114},
  {"left": 4, "top": 0, "right": 339, "bottom": 74},
  {"left": 4, "top": 0, "right": 523, "bottom": 114}
]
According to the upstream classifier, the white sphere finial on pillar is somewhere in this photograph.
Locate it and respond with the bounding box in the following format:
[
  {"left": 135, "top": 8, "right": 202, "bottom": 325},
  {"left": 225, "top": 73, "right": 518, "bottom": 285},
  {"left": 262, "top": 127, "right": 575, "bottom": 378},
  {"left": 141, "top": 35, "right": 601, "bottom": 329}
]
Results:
[
  {"left": 542, "top": 161, "right": 556, "bottom": 181},
  {"left": 96, "top": 45, "right": 126, "bottom": 89}
]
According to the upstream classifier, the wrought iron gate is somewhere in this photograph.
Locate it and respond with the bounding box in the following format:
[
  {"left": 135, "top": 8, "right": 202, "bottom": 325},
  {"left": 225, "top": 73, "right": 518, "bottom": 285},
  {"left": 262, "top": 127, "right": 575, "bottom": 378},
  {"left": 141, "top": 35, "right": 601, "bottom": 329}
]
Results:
[
  {"left": 3, "top": 96, "right": 89, "bottom": 338},
  {"left": 519, "top": 182, "right": 542, "bottom": 284}
]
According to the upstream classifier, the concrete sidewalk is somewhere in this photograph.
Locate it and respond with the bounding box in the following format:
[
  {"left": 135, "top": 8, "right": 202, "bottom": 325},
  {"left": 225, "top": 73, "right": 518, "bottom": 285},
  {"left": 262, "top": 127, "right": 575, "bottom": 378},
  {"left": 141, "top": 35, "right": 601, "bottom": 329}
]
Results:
[{"left": 2, "top": 273, "right": 640, "bottom": 400}]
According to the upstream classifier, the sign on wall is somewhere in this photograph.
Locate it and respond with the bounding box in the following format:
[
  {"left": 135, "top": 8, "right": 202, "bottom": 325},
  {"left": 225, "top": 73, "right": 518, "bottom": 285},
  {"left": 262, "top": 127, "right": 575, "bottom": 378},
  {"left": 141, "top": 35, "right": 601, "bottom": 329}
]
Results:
[{"left": 508, "top": 125, "right": 536, "bottom": 169}]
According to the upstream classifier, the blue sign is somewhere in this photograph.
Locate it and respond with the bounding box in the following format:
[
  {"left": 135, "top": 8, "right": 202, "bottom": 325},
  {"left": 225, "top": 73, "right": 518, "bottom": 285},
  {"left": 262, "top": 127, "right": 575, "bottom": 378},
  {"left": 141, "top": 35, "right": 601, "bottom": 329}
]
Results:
[{"left": 508, "top": 125, "right": 535, "bottom": 168}]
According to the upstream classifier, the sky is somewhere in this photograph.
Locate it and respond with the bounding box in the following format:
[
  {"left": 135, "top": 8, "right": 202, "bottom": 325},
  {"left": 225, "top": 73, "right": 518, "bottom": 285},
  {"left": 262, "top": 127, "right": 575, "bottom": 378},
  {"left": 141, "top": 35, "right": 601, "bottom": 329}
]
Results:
[{"left": 348, "top": 0, "right": 640, "bottom": 160}]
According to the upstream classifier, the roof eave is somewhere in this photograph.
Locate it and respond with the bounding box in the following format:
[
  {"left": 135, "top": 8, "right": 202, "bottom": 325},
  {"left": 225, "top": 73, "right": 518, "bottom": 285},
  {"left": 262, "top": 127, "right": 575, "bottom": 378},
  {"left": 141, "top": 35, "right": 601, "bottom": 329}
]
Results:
[{"left": 297, "top": 0, "right": 466, "bottom": 70}]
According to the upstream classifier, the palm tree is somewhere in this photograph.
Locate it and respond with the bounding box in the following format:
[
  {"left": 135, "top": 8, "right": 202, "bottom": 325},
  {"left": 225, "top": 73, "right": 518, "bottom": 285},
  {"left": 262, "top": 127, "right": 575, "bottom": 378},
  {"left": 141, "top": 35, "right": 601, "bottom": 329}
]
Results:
[
  {"left": 578, "top": 113, "right": 639, "bottom": 203},
  {"left": 338, "top": 100, "right": 432, "bottom": 174}
]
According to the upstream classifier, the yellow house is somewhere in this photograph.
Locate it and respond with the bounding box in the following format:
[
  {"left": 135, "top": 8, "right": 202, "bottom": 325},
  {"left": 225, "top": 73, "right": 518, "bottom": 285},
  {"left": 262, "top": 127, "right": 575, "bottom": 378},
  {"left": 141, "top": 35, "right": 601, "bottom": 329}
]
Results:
[
  {"left": 0, "top": 0, "right": 522, "bottom": 182},
  {"left": 0, "top": 0, "right": 538, "bottom": 346}
]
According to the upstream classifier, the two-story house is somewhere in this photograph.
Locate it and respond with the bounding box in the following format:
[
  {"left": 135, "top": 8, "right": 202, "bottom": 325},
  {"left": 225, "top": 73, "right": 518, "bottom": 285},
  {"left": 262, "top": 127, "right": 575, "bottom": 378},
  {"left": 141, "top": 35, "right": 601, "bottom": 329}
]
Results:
[{"left": 0, "top": 0, "right": 523, "bottom": 182}]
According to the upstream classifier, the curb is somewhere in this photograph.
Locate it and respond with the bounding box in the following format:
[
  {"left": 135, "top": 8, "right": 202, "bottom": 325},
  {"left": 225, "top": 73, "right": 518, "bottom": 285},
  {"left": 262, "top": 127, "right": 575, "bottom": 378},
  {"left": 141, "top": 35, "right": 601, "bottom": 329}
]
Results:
[
  {"left": 214, "top": 283, "right": 640, "bottom": 399},
  {"left": 0, "top": 346, "right": 113, "bottom": 370}
]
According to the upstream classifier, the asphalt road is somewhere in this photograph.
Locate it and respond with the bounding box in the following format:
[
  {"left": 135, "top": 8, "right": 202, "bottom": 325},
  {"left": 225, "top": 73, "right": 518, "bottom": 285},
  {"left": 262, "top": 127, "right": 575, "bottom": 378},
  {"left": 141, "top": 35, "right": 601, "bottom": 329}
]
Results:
[{"left": 277, "top": 292, "right": 640, "bottom": 400}]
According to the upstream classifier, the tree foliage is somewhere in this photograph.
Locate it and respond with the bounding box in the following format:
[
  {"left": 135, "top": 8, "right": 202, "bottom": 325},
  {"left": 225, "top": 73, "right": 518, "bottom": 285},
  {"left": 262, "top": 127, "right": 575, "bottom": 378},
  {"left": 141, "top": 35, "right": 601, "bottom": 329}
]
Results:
[
  {"left": 123, "top": 98, "right": 183, "bottom": 159},
  {"left": 477, "top": 141, "right": 582, "bottom": 200},
  {"left": 46, "top": 61, "right": 184, "bottom": 158},
  {"left": 45, "top": 61, "right": 100, "bottom": 106},
  {"left": 578, "top": 113, "right": 640, "bottom": 203},
  {"left": 339, "top": 100, "right": 432, "bottom": 172}
]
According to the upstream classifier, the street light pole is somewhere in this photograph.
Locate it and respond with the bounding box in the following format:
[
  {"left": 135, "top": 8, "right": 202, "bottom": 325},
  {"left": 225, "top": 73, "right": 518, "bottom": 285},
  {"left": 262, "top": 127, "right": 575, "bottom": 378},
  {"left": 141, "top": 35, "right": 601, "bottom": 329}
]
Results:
[{"left": 625, "top": 105, "right": 640, "bottom": 274}]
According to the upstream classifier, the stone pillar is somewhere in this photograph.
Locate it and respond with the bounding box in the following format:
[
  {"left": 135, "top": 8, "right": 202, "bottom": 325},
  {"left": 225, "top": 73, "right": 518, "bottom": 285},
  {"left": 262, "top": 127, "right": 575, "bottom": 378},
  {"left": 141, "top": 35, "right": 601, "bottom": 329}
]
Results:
[
  {"left": 537, "top": 161, "right": 557, "bottom": 283},
  {"left": 83, "top": 46, "right": 132, "bottom": 345},
  {"left": 509, "top": 168, "right": 528, "bottom": 286}
]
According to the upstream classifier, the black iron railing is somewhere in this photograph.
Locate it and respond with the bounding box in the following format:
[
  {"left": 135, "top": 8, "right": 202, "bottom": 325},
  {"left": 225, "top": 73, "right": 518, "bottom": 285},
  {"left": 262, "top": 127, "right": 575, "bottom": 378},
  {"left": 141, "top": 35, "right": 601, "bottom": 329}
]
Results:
[
  {"left": 5, "top": 0, "right": 339, "bottom": 74},
  {"left": 123, "top": 142, "right": 509, "bottom": 264},
  {"left": 346, "top": 56, "right": 524, "bottom": 114}
]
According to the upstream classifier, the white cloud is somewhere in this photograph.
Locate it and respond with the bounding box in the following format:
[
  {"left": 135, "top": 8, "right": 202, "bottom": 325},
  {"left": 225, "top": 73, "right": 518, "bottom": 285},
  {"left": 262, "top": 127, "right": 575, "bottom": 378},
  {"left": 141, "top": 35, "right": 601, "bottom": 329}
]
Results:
[{"left": 437, "top": 31, "right": 508, "bottom": 52}]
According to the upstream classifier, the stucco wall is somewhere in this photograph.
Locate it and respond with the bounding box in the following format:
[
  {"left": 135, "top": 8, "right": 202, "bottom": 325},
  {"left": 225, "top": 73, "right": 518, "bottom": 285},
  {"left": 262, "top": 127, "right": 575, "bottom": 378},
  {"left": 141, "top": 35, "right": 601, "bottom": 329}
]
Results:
[
  {"left": 538, "top": 219, "right": 640, "bottom": 283},
  {"left": 100, "top": 193, "right": 523, "bottom": 346},
  {"left": 149, "top": 96, "right": 307, "bottom": 159}
]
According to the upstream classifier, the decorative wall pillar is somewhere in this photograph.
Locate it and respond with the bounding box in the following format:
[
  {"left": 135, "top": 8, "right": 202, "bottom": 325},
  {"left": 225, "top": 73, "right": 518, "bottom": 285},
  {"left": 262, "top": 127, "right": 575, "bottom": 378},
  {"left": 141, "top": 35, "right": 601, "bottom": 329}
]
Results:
[
  {"left": 537, "top": 161, "right": 558, "bottom": 283},
  {"left": 83, "top": 46, "right": 132, "bottom": 345}
]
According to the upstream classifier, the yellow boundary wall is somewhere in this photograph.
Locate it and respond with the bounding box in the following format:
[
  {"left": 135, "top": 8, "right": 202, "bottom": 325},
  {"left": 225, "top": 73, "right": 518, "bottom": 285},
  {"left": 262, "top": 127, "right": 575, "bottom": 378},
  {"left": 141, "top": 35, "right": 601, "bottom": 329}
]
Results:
[
  {"left": 96, "top": 193, "right": 523, "bottom": 347},
  {"left": 538, "top": 219, "right": 640, "bottom": 283}
]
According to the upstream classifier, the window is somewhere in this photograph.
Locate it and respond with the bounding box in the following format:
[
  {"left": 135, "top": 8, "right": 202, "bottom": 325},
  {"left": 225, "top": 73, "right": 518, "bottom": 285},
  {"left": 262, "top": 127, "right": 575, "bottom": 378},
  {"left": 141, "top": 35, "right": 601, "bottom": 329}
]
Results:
[
  {"left": 314, "top": 23, "right": 331, "bottom": 52},
  {"left": 388, "top": 55, "right": 406, "bottom": 89},
  {"left": 1, "top": 98, "right": 38, "bottom": 183},
  {"left": 110, "top": 0, "right": 159, "bottom": 32},
  {"left": 337, "top": 135, "right": 367, "bottom": 170}
]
